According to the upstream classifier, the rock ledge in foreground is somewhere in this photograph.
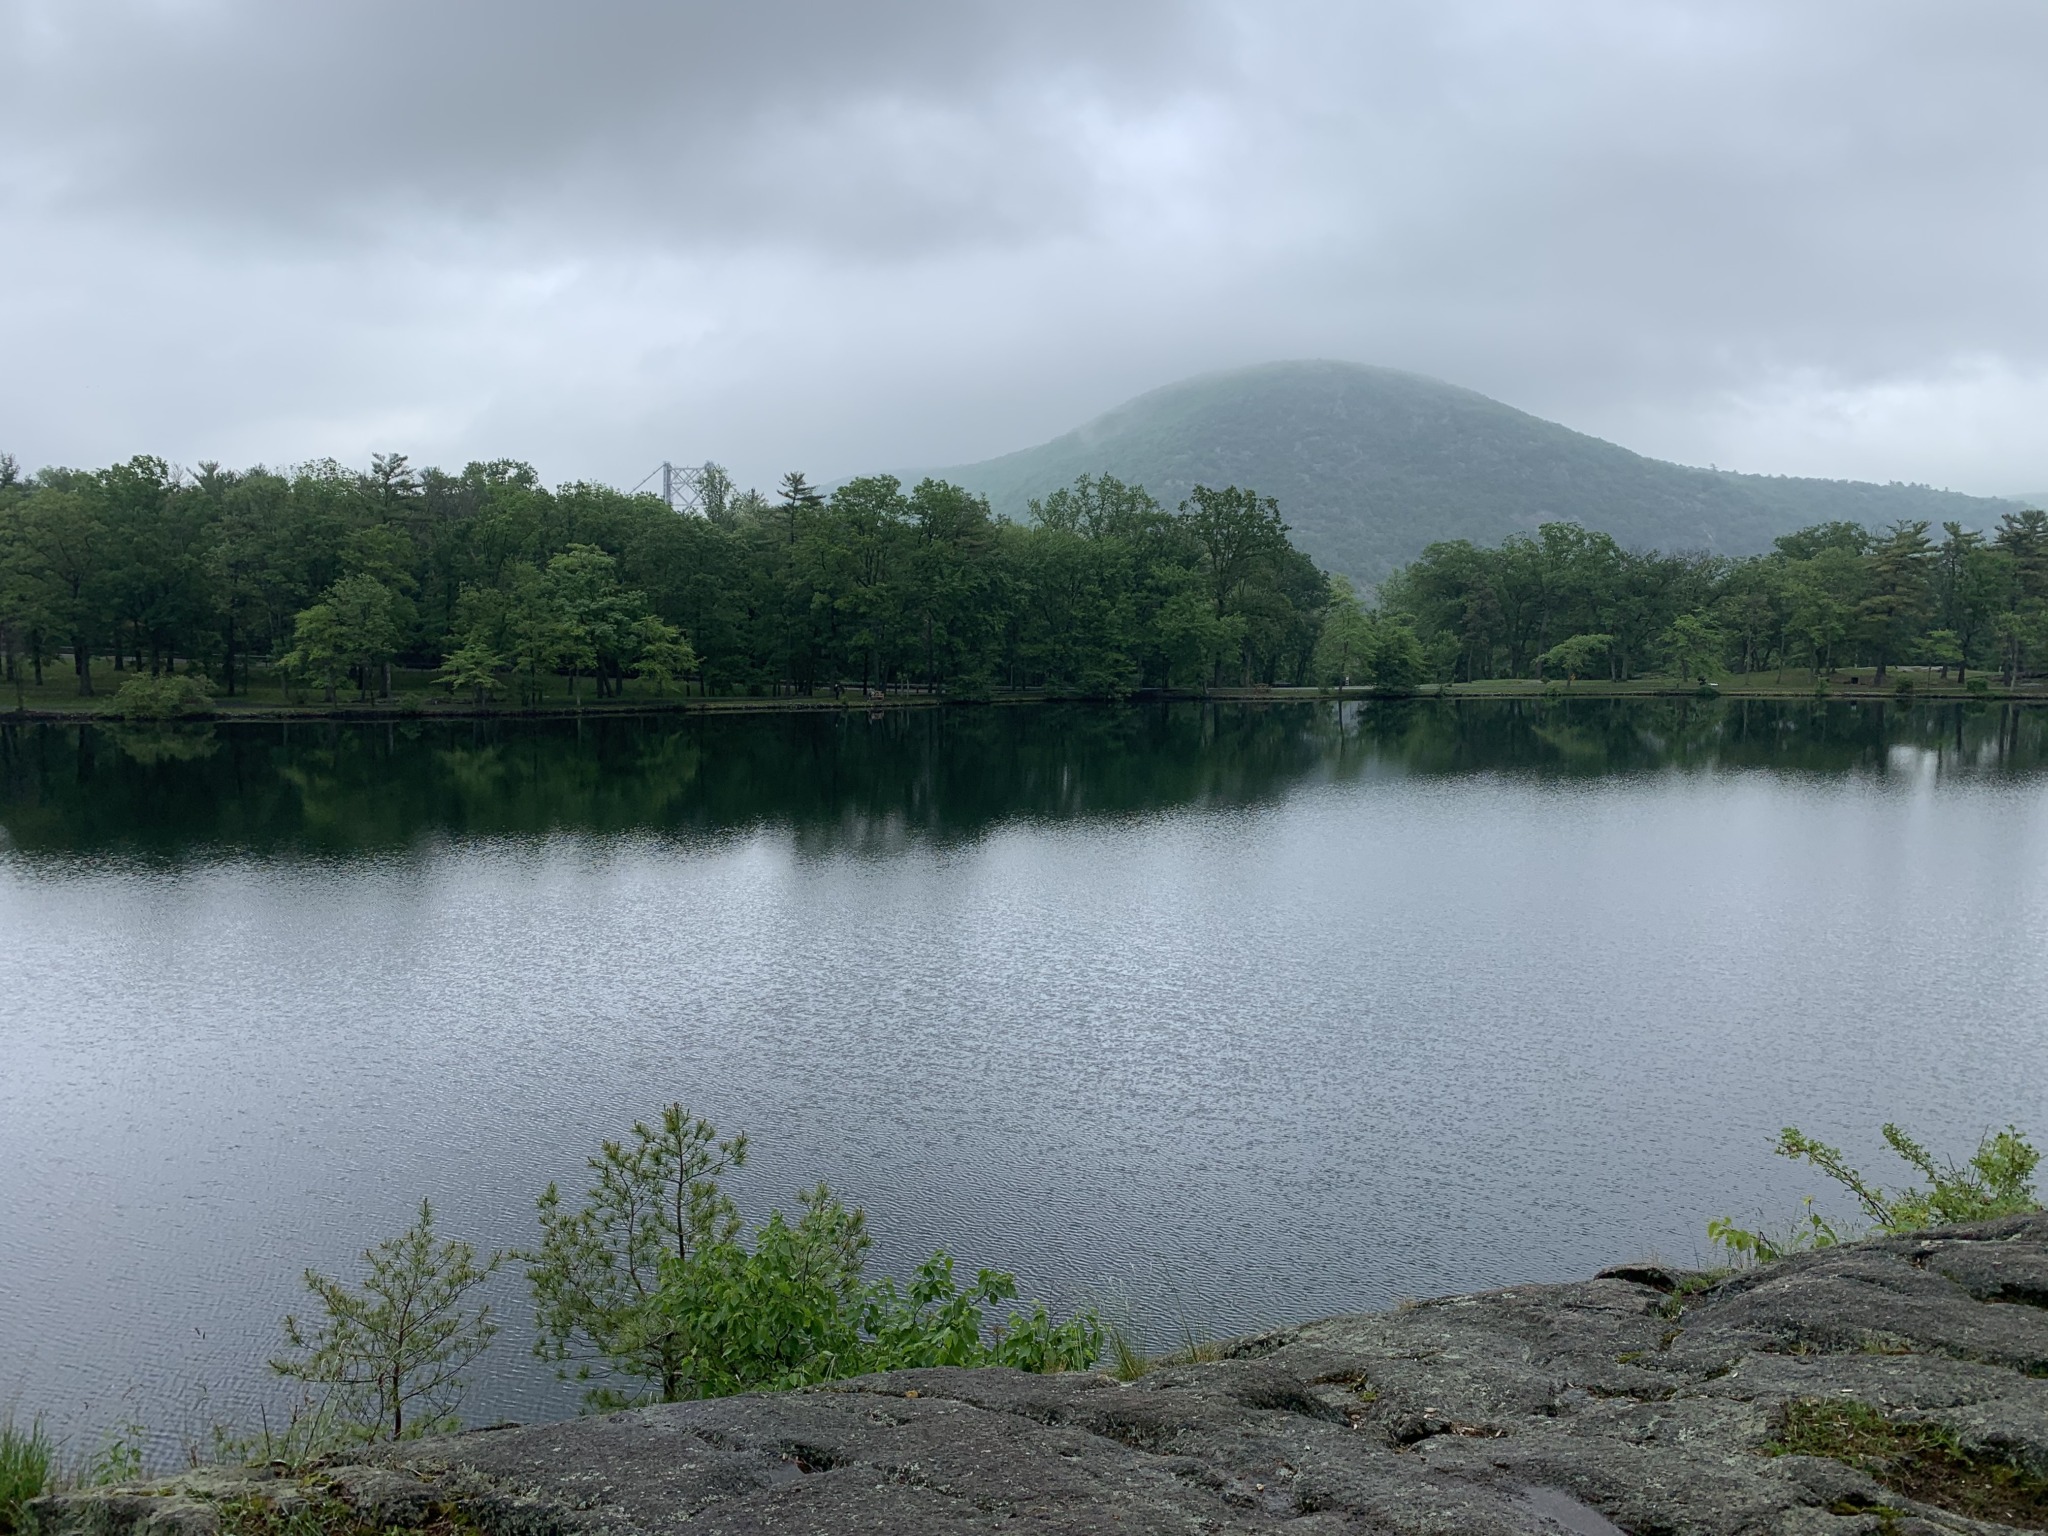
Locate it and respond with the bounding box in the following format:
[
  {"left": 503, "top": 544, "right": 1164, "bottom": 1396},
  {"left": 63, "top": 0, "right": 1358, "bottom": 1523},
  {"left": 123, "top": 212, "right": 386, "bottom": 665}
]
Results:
[{"left": 36, "top": 1216, "right": 2048, "bottom": 1535}]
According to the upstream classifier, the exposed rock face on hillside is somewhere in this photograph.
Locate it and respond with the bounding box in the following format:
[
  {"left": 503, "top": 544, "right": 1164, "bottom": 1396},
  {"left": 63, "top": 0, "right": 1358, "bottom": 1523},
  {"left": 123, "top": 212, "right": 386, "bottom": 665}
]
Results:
[{"left": 37, "top": 1216, "right": 2048, "bottom": 1535}]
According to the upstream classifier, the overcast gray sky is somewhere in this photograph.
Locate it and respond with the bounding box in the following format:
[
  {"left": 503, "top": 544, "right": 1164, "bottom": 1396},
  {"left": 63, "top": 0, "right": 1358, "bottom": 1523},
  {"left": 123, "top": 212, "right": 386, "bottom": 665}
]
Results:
[{"left": 3, "top": 0, "right": 2043, "bottom": 495}]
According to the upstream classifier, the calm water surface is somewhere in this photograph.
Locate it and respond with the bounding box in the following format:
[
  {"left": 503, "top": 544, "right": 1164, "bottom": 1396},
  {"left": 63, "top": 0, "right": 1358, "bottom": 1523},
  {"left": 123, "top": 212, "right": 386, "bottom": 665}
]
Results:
[{"left": 3, "top": 699, "right": 2046, "bottom": 1456}]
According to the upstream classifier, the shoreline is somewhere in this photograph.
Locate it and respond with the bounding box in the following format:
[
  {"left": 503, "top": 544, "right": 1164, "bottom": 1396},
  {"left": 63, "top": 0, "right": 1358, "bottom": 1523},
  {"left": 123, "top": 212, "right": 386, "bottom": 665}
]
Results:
[
  {"left": 30, "top": 1218, "right": 2048, "bottom": 1536},
  {"left": 3, "top": 676, "right": 2045, "bottom": 724}
]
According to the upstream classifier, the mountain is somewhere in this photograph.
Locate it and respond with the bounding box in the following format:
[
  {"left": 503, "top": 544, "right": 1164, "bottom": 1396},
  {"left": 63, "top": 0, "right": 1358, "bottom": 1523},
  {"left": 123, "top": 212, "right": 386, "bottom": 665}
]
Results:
[{"left": 927, "top": 361, "right": 2015, "bottom": 583}]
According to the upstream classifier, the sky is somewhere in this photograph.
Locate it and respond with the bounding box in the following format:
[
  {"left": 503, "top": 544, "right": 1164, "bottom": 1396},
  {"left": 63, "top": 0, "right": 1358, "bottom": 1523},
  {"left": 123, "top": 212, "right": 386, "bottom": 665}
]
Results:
[{"left": 2, "top": 0, "right": 2044, "bottom": 497}]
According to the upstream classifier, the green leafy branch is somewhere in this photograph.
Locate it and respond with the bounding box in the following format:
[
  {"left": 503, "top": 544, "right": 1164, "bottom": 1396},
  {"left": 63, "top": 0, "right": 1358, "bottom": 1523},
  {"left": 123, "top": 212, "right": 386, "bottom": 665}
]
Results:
[{"left": 1711, "top": 1123, "right": 2041, "bottom": 1264}]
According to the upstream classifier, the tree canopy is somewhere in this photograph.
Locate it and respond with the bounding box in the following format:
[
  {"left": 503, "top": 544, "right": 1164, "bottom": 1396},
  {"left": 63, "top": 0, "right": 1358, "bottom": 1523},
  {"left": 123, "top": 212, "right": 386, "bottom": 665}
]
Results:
[
  {"left": 0, "top": 459, "right": 1331, "bottom": 699},
  {"left": 1378, "top": 511, "right": 2048, "bottom": 685},
  {"left": 1, "top": 447, "right": 2041, "bottom": 700}
]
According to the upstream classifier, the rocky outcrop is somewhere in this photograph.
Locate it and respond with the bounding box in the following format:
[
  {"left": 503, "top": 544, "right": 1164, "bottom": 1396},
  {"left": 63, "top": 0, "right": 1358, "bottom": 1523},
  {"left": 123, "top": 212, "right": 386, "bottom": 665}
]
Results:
[{"left": 35, "top": 1216, "right": 2048, "bottom": 1535}]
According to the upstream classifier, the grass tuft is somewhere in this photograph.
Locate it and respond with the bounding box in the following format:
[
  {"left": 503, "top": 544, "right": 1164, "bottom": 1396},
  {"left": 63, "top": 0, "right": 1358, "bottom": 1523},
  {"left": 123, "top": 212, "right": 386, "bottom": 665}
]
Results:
[
  {"left": 214, "top": 1488, "right": 486, "bottom": 1536},
  {"left": 1105, "top": 1325, "right": 1150, "bottom": 1382},
  {"left": 0, "top": 1418, "right": 54, "bottom": 1534},
  {"left": 1768, "top": 1398, "right": 2048, "bottom": 1529},
  {"left": 1100, "top": 1317, "right": 1232, "bottom": 1381}
]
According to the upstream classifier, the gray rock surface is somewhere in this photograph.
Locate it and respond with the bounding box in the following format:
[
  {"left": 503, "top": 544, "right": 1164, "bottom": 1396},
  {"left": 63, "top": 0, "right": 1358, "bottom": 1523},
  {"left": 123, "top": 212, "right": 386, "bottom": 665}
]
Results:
[{"left": 35, "top": 1216, "right": 2048, "bottom": 1534}]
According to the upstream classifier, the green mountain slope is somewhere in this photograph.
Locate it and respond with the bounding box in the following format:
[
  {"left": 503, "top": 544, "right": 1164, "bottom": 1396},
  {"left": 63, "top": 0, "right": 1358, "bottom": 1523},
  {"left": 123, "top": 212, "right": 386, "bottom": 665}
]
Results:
[{"left": 927, "top": 360, "right": 2014, "bottom": 582}]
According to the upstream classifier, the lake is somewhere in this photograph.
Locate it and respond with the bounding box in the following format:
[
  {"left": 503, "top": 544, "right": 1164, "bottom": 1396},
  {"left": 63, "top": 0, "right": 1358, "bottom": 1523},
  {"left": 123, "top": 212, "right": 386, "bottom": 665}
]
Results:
[{"left": 3, "top": 698, "right": 2046, "bottom": 1459}]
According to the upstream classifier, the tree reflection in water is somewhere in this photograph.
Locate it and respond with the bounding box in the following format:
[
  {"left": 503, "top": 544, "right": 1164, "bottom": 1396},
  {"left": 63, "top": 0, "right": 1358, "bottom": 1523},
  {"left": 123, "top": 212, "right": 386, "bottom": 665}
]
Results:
[{"left": 1, "top": 699, "right": 2043, "bottom": 861}]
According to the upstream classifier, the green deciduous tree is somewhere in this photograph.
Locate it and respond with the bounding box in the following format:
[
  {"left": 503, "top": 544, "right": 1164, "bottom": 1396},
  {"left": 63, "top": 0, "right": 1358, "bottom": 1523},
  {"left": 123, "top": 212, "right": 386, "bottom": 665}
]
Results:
[
  {"left": 641, "top": 1182, "right": 872, "bottom": 1395},
  {"left": 1369, "top": 619, "right": 1427, "bottom": 690},
  {"left": 1659, "top": 613, "right": 1724, "bottom": 682},
  {"left": 1786, "top": 547, "right": 1862, "bottom": 676},
  {"left": 1994, "top": 603, "right": 2048, "bottom": 689},
  {"left": 1311, "top": 579, "right": 1377, "bottom": 686},
  {"left": 1537, "top": 632, "right": 1613, "bottom": 686},
  {"left": 1154, "top": 575, "right": 1243, "bottom": 691},
  {"left": 282, "top": 574, "right": 403, "bottom": 701},
  {"left": 544, "top": 544, "right": 649, "bottom": 700},
  {"left": 1922, "top": 628, "right": 1964, "bottom": 680},
  {"left": 631, "top": 615, "right": 700, "bottom": 696},
  {"left": 436, "top": 636, "right": 504, "bottom": 704},
  {"left": 279, "top": 600, "right": 350, "bottom": 703},
  {"left": 1178, "top": 484, "right": 1296, "bottom": 684},
  {"left": 1028, "top": 473, "right": 1160, "bottom": 540},
  {"left": 904, "top": 478, "right": 998, "bottom": 693},
  {"left": 12, "top": 483, "right": 111, "bottom": 695}
]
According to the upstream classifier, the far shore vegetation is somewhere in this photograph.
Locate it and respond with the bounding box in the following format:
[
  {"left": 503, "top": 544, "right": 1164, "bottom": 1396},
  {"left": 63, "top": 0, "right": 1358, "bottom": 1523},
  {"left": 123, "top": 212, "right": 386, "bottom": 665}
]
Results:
[{"left": 2, "top": 452, "right": 2045, "bottom": 721}]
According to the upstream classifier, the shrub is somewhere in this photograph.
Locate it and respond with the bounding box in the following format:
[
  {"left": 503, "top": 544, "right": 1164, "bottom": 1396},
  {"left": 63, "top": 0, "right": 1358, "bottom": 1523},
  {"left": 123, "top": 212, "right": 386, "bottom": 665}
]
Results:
[
  {"left": 1706, "top": 1197, "right": 1845, "bottom": 1266},
  {"left": 529, "top": 1105, "right": 1101, "bottom": 1407},
  {"left": 859, "top": 1250, "right": 1100, "bottom": 1376},
  {"left": 1711, "top": 1123, "right": 2041, "bottom": 1264},
  {"left": 646, "top": 1193, "right": 1099, "bottom": 1396},
  {"left": 104, "top": 672, "right": 216, "bottom": 719}
]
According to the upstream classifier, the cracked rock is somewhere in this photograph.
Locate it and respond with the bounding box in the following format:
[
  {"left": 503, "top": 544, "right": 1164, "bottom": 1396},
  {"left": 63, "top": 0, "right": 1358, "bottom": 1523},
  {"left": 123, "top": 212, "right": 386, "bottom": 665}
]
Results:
[{"left": 35, "top": 1216, "right": 2048, "bottom": 1534}]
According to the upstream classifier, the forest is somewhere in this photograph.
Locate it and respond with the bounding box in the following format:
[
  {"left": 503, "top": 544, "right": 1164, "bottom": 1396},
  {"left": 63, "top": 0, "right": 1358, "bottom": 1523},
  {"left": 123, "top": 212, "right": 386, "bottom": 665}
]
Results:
[
  {"left": 1383, "top": 514, "right": 2048, "bottom": 686},
  {"left": 0, "top": 449, "right": 2042, "bottom": 703},
  {"left": 0, "top": 456, "right": 1331, "bottom": 701}
]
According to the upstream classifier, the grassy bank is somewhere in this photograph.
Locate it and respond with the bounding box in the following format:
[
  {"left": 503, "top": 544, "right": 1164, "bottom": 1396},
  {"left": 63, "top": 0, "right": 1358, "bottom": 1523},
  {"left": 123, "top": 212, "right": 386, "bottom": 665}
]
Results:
[
  {"left": 5, "top": 659, "right": 2046, "bottom": 723},
  {"left": 1431, "top": 666, "right": 2048, "bottom": 703},
  {"left": 0, "top": 663, "right": 968, "bottom": 722}
]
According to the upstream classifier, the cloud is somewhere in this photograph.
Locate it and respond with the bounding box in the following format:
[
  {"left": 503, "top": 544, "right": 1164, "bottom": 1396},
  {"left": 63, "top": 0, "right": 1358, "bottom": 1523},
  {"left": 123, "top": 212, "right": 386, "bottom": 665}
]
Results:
[
  {"left": 2, "top": 0, "right": 2044, "bottom": 497},
  {"left": 1, "top": 0, "right": 1218, "bottom": 252}
]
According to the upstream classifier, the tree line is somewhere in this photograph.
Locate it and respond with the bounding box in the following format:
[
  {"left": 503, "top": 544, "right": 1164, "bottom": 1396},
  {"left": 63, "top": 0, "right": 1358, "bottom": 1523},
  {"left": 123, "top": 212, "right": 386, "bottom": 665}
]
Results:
[
  {"left": 1383, "top": 513, "right": 2048, "bottom": 686},
  {"left": 2, "top": 446, "right": 2042, "bottom": 701},
  {"left": 0, "top": 453, "right": 1347, "bottom": 702}
]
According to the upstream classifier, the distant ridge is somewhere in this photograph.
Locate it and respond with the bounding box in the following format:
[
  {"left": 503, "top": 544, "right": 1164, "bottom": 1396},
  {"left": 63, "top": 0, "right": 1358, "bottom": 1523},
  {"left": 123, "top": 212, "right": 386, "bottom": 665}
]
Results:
[{"left": 925, "top": 361, "right": 2015, "bottom": 582}]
